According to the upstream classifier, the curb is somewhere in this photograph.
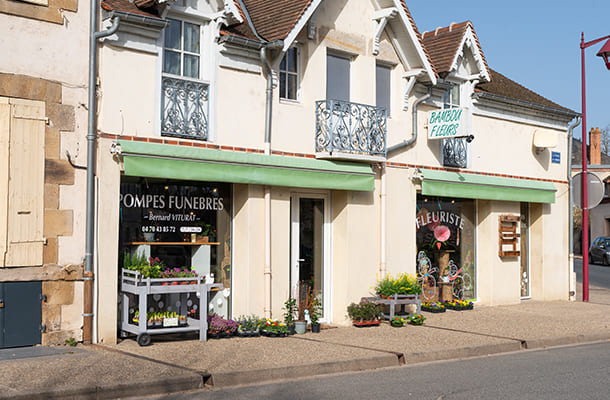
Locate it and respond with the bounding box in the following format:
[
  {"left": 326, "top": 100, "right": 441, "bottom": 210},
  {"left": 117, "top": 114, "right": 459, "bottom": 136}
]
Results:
[
  {"left": 403, "top": 341, "right": 523, "bottom": 365},
  {"left": 523, "top": 332, "right": 610, "bottom": 349},
  {"left": 0, "top": 374, "right": 204, "bottom": 400},
  {"left": 209, "top": 353, "right": 400, "bottom": 388}
]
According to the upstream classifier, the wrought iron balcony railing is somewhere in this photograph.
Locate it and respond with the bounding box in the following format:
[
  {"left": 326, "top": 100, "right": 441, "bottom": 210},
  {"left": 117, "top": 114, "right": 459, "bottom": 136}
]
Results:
[
  {"left": 442, "top": 138, "right": 468, "bottom": 168},
  {"left": 315, "top": 99, "right": 387, "bottom": 158},
  {"left": 162, "top": 76, "right": 209, "bottom": 140}
]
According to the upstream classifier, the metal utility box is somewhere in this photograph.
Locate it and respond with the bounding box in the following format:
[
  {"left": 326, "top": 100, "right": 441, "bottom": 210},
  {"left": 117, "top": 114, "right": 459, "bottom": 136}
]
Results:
[{"left": 0, "top": 281, "right": 42, "bottom": 348}]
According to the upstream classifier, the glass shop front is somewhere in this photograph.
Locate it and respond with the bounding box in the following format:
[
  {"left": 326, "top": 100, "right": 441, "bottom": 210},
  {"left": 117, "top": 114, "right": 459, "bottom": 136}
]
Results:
[
  {"left": 416, "top": 195, "right": 476, "bottom": 302},
  {"left": 118, "top": 178, "right": 232, "bottom": 325}
]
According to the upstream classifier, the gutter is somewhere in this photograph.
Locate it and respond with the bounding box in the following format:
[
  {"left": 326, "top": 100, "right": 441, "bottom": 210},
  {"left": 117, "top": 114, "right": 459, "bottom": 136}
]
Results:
[
  {"left": 107, "top": 10, "right": 167, "bottom": 29},
  {"left": 473, "top": 91, "right": 579, "bottom": 119},
  {"left": 567, "top": 117, "right": 581, "bottom": 301},
  {"left": 84, "top": 5, "right": 120, "bottom": 344}
]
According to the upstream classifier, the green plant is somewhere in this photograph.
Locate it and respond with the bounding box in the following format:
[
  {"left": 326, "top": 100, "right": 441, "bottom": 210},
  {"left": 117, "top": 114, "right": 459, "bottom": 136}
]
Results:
[
  {"left": 408, "top": 314, "right": 426, "bottom": 326},
  {"left": 65, "top": 337, "right": 77, "bottom": 347},
  {"left": 391, "top": 316, "right": 406, "bottom": 327},
  {"left": 308, "top": 293, "right": 323, "bottom": 325},
  {"left": 373, "top": 273, "right": 421, "bottom": 297},
  {"left": 346, "top": 300, "right": 382, "bottom": 322},
  {"left": 284, "top": 297, "right": 297, "bottom": 326},
  {"left": 236, "top": 315, "right": 263, "bottom": 332},
  {"left": 260, "top": 318, "right": 289, "bottom": 334}
]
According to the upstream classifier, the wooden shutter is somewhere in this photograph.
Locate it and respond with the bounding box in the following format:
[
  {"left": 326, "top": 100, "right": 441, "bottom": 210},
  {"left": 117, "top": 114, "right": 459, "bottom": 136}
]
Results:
[{"left": 1, "top": 98, "right": 46, "bottom": 267}]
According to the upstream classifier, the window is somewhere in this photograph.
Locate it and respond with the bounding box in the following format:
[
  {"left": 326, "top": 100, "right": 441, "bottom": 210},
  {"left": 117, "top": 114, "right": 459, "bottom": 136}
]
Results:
[
  {"left": 326, "top": 53, "right": 350, "bottom": 102},
  {"left": 441, "top": 84, "right": 467, "bottom": 168},
  {"left": 163, "top": 18, "right": 201, "bottom": 79},
  {"left": 416, "top": 195, "right": 476, "bottom": 302},
  {"left": 376, "top": 64, "right": 391, "bottom": 116},
  {"left": 161, "top": 18, "right": 209, "bottom": 140},
  {"left": 279, "top": 48, "right": 299, "bottom": 100},
  {"left": 443, "top": 85, "right": 460, "bottom": 109}
]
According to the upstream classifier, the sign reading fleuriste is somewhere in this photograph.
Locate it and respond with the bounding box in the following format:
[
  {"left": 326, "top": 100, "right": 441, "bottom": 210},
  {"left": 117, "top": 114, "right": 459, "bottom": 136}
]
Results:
[{"left": 427, "top": 107, "right": 470, "bottom": 140}]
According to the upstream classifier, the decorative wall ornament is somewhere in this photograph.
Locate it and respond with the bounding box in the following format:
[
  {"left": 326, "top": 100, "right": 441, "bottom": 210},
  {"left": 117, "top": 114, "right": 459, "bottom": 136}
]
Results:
[{"left": 499, "top": 214, "right": 520, "bottom": 257}]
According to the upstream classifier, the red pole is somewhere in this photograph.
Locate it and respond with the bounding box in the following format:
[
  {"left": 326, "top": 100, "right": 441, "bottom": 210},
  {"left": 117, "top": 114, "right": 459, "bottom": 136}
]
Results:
[{"left": 581, "top": 32, "right": 589, "bottom": 302}]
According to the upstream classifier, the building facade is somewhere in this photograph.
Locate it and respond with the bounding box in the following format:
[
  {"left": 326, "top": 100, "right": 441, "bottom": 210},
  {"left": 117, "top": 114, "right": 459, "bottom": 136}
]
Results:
[
  {"left": 1, "top": 0, "right": 579, "bottom": 347},
  {"left": 0, "top": 0, "right": 88, "bottom": 346}
]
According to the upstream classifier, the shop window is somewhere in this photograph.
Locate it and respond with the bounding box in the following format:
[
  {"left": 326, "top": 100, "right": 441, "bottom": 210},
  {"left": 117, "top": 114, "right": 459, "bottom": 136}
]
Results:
[
  {"left": 118, "top": 179, "right": 232, "bottom": 320},
  {"left": 416, "top": 196, "right": 476, "bottom": 302}
]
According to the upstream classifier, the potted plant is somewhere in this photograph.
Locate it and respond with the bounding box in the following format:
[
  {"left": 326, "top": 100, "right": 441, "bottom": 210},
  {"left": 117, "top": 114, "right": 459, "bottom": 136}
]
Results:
[
  {"left": 207, "top": 314, "right": 238, "bottom": 338},
  {"left": 421, "top": 302, "right": 446, "bottom": 313},
  {"left": 260, "top": 318, "right": 289, "bottom": 337},
  {"left": 283, "top": 297, "right": 297, "bottom": 335},
  {"left": 408, "top": 314, "right": 426, "bottom": 326},
  {"left": 236, "top": 315, "right": 262, "bottom": 337},
  {"left": 391, "top": 315, "right": 406, "bottom": 327},
  {"left": 308, "top": 293, "right": 323, "bottom": 333},
  {"left": 294, "top": 283, "right": 312, "bottom": 334},
  {"left": 374, "top": 273, "right": 421, "bottom": 298},
  {"left": 347, "top": 300, "right": 382, "bottom": 327}
]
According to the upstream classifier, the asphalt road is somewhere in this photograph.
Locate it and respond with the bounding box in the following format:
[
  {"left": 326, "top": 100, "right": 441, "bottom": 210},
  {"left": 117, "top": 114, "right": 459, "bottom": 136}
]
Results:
[
  {"left": 142, "top": 341, "right": 610, "bottom": 400},
  {"left": 574, "top": 258, "right": 610, "bottom": 289}
]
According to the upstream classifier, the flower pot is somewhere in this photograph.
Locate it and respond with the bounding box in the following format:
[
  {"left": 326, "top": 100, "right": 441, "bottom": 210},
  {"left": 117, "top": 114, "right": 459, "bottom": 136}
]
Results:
[
  {"left": 352, "top": 320, "right": 381, "bottom": 328},
  {"left": 311, "top": 323, "right": 321, "bottom": 333},
  {"left": 294, "top": 320, "right": 307, "bottom": 334},
  {"left": 288, "top": 325, "right": 296, "bottom": 335}
]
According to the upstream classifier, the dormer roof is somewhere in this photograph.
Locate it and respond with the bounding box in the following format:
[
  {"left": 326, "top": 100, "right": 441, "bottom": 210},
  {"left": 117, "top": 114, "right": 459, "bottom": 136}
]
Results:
[{"left": 422, "top": 21, "right": 490, "bottom": 82}]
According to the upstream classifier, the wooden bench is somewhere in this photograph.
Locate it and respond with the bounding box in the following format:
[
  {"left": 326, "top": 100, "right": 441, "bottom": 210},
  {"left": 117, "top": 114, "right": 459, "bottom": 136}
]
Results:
[{"left": 361, "top": 294, "right": 421, "bottom": 320}]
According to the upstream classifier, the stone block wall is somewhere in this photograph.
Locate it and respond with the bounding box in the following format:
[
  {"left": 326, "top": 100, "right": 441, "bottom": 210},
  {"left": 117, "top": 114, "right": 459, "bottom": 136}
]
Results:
[{"left": 0, "top": 72, "right": 82, "bottom": 345}]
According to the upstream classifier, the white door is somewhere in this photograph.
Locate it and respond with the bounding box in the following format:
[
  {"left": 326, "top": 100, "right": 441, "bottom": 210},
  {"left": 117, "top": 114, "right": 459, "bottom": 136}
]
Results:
[{"left": 290, "top": 192, "right": 331, "bottom": 321}]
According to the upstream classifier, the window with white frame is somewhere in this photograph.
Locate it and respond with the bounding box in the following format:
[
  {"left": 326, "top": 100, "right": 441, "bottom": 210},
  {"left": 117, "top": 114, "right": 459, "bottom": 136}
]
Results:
[
  {"left": 161, "top": 18, "right": 209, "bottom": 140},
  {"left": 441, "top": 84, "right": 468, "bottom": 168},
  {"left": 279, "top": 47, "right": 299, "bottom": 101}
]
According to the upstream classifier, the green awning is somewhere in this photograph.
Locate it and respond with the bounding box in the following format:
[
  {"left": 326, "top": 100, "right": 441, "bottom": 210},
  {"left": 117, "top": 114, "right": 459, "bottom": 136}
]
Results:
[
  {"left": 421, "top": 169, "right": 556, "bottom": 203},
  {"left": 118, "top": 140, "right": 374, "bottom": 191}
]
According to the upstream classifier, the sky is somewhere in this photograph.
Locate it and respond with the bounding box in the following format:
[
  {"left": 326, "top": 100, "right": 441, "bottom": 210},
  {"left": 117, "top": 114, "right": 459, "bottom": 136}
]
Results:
[{"left": 407, "top": 0, "right": 610, "bottom": 139}]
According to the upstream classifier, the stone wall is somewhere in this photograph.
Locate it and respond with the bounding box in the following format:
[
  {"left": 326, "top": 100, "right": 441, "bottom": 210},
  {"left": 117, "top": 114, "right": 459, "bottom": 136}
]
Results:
[{"left": 0, "top": 72, "right": 82, "bottom": 345}]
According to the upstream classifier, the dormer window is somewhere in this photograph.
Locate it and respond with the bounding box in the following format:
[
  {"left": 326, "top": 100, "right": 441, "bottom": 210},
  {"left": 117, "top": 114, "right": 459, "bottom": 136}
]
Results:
[
  {"left": 279, "top": 47, "right": 300, "bottom": 101},
  {"left": 161, "top": 18, "right": 209, "bottom": 140},
  {"left": 441, "top": 83, "right": 468, "bottom": 168}
]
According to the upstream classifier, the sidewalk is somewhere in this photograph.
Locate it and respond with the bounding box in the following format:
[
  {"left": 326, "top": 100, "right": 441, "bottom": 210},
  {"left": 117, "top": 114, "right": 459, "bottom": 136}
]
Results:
[{"left": 0, "top": 299, "right": 608, "bottom": 399}]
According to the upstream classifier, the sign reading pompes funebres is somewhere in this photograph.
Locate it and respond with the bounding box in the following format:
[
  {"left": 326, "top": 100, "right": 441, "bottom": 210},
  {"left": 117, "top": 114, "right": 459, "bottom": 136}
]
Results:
[{"left": 427, "top": 107, "right": 471, "bottom": 140}]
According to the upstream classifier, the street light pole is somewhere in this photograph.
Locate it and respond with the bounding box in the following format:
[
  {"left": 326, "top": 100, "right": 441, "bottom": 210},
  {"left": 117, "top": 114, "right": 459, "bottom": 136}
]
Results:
[{"left": 579, "top": 32, "right": 610, "bottom": 302}]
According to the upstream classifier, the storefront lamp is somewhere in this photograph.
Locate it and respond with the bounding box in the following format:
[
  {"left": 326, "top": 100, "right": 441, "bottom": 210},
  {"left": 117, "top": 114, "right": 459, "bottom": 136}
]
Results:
[{"left": 596, "top": 38, "right": 610, "bottom": 70}]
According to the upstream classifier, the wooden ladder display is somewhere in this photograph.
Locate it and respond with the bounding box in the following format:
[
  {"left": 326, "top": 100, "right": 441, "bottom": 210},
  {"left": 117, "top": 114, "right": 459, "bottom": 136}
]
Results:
[{"left": 499, "top": 215, "right": 520, "bottom": 257}]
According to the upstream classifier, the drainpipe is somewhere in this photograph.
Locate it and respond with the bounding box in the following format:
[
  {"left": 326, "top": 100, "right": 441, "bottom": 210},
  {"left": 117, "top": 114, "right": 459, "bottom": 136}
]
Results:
[
  {"left": 568, "top": 117, "right": 581, "bottom": 301},
  {"left": 380, "top": 163, "right": 387, "bottom": 278},
  {"left": 387, "top": 87, "right": 432, "bottom": 153},
  {"left": 260, "top": 40, "right": 283, "bottom": 318},
  {"left": 83, "top": 5, "right": 120, "bottom": 344},
  {"left": 380, "top": 88, "right": 430, "bottom": 279}
]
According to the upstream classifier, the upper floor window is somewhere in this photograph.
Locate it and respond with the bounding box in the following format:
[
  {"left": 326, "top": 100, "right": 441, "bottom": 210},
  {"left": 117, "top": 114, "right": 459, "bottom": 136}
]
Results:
[
  {"left": 161, "top": 18, "right": 209, "bottom": 140},
  {"left": 376, "top": 64, "right": 391, "bottom": 117},
  {"left": 441, "top": 84, "right": 467, "bottom": 168},
  {"left": 443, "top": 85, "right": 460, "bottom": 109},
  {"left": 163, "top": 18, "right": 201, "bottom": 79},
  {"left": 326, "top": 53, "right": 350, "bottom": 102},
  {"left": 279, "top": 47, "right": 299, "bottom": 101}
]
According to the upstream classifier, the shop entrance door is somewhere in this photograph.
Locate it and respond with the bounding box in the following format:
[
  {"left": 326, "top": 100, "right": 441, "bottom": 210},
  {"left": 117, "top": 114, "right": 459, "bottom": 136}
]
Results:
[
  {"left": 290, "top": 193, "right": 330, "bottom": 321},
  {"left": 520, "top": 203, "right": 530, "bottom": 298}
]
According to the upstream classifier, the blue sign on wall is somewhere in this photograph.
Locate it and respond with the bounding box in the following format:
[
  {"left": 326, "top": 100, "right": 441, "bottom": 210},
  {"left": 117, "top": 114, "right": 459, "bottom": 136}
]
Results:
[{"left": 551, "top": 151, "right": 561, "bottom": 164}]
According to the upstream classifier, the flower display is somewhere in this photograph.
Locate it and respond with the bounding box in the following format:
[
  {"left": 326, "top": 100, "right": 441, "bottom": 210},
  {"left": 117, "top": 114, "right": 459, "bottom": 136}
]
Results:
[
  {"left": 442, "top": 299, "right": 474, "bottom": 310},
  {"left": 391, "top": 316, "right": 406, "bottom": 327},
  {"left": 207, "top": 314, "right": 238, "bottom": 336},
  {"left": 260, "top": 318, "right": 289, "bottom": 336},
  {"left": 408, "top": 314, "right": 426, "bottom": 325},
  {"left": 373, "top": 273, "right": 421, "bottom": 297}
]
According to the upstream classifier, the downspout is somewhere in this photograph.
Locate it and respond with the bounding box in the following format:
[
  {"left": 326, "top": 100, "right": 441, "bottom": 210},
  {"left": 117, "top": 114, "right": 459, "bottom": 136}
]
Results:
[
  {"left": 568, "top": 117, "right": 581, "bottom": 301},
  {"left": 83, "top": 7, "right": 120, "bottom": 344},
  {"left": 260, "top": 40, "right": 283, "bottom": 318},
  {"left": 380, "top": 88, "right": 431, "bottom": 279},
  {"left": 380, "top": 163, "right": 387, "bottom": 278},
  {"left": 387, "top": 87, "right": 432, "bottom": 153}
]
